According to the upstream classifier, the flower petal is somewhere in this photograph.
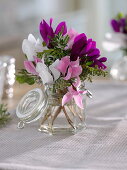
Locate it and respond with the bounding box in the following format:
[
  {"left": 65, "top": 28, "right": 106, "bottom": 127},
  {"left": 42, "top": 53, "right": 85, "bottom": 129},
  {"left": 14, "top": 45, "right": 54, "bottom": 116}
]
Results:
[
  {"left": 36, "top": 63, "right": 53, "bottom": 84},
  {"left": 74, "top": 33, "right": 87, "bottom": 43},
  {"left": 88, "top": 49, "right": 100, "bottom": 56},
  {"left": 73, "top": 77, "right": 81, "bottom": 88},
  {"left": 99, "top": 57, "right": 107, "bottom": 62},
  {"left": 80, "top": 41, "right": 93, "bottom": 55},
  {"left": 55, "top": 21, "right": 67, "bottom": 35},
  {"left": 39, "top": 19, "right": 54, "bottom": 45},
  {"left": 64, "top": 67, "right": 72, "bottom": 80},
  {"left": 24, "top": 61, "right": 38, "bottom": 75},
  {"left": 70, "top": 58, "right": 80, "bottom": 66},
  {"left": 71, "top": 33, "right": 87, "bottom": 61},
  {"left": 71, "top": 66, "right": 82, "bottom": 78},
  {"left": 62, "top": 92, "right": 73, "bottom": 106},
  {"left": 91, "top": 60, "right": 107, "bottom": 70},
  {"left": 50, "top": 18, "right": 53, "bottom": 27},
  {"left": 49, "top": 59, "right": 60, "bottom": 81},
  {"left": 111, "top": 19, "right": 120, "bottom": 32},
  {"left": 65, "top": 29, "right": 79, "bottom": 49},
  {"left": 56, "top": 56, "right": 70, "bottom": 74},
  {"left": 28, "top": 34, "right": 36, "bottom": 44},
  {"left": 22, "top": 39, "right": 36, "bottom": 61},
  {"left": 67, "top": 28, "right": 79, "bottom": 40},
  {"left": 73, "top": 94, "right": 84, "bottom": 109},
  {"left": 33, "top": 56, "right": 42, "bottom": 64}
]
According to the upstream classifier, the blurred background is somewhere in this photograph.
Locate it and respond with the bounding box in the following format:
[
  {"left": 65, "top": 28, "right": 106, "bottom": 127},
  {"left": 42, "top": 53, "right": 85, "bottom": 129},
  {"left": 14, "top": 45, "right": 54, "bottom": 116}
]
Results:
[
  {"left": 0, "top": 0, "right": 127, "bottom": 109},
  {"left": 0, "top": 0, "right": 127, "bottom": 70}
]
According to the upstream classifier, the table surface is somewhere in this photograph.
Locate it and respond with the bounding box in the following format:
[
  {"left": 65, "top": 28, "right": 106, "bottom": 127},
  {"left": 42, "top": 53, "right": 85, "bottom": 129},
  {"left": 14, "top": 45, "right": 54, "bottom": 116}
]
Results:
[{"left": 0, "top": 80, "right": 127, "bottom": 170}]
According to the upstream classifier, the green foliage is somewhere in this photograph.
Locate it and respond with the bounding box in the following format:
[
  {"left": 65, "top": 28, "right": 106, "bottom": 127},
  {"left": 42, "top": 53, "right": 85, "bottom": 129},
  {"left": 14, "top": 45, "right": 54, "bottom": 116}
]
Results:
[
  {"left": 0, "top": 104, "right": 10, "bottom": 127},
  {"left": 17, "top": 32, "right": 107, "bottom": 86},
  {"left": 53, "top": 78, "right": 72, "bottom": 91},
  {"left": 80, "top": 66, "right": 108, "bottom": 82},
  {"left": 51, "top": 32, "right": 69, "bottom": 49},
  {"left": 16, "top": 69, "right": 37, "bottom": 85},
  {"left": 37, "top": 33, "right": 70, "bottom": 66},
  {"left": 44, "top": 48, "right": 70, "bottom": 66}
]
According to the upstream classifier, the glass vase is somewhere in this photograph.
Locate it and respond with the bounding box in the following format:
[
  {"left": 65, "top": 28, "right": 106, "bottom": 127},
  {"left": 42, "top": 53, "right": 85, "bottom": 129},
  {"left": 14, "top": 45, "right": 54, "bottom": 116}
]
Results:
[
  {"left": 16, "top": 83, "right": 90, "bottom": 135},
  {"left": 38, "top": 84, "right": 86, "bottom": 135},
  {"left": 110, "top": 55, "right": 127, "bottom": 80}
]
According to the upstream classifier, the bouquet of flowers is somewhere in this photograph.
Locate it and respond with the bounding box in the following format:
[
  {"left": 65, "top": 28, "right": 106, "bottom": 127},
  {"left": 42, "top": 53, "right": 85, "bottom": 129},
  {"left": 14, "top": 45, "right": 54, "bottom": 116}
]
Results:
[
  {"left": 103, "top": 13, "right": 127, "bottom": 55},
  {"left": 17, "top": 18, "right": 107, "bottom": 109},
  {"left": 16, "top": 18, "right": 107, "bottom": 133}
]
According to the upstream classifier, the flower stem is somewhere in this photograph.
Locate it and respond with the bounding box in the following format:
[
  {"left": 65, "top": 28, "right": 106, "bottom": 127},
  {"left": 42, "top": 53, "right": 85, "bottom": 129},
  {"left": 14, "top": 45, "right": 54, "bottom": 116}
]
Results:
[
  {"left": 62, "top": 106, "right": 75, "bottom": 129},
  {"left": 51, "top": 106, "right": 62, "bottom": 125}
]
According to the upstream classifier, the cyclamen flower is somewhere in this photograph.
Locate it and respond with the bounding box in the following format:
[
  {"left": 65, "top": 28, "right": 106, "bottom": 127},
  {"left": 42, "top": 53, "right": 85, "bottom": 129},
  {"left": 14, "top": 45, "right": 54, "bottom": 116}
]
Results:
[
  {"left": 24, "top": 57, "right": 60, "bottom": 84},
  {"left": 62, "top": 77, "right": 87, "bottom": 109},
  {"left": 36, "top": 59, "right": 60, "bottom": 84},
  {"left": 22, "top": 34, "right": 44, "bottom": 61},
  {"left": 24, "top": 56, "right": 41, "bottom": 75},
  {"left": 40, "top": 18, "right": 67, "bottom": 46},
  {"left": 70, "top": 33, "right": 107, "bottom": 69},
  {"left": 56, "top": 56, "right": 82, "bottom": 80}
]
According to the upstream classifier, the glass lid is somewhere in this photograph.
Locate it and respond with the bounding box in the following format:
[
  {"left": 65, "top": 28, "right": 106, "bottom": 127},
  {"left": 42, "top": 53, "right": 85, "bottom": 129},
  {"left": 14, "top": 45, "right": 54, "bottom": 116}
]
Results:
[{"left": 16, "top": 88, "right": 47, "bottom": 128}]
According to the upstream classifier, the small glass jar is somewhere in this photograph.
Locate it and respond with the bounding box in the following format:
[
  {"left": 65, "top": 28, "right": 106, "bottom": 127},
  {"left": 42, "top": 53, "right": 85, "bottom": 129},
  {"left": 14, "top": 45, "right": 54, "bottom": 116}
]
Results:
[
  {"left": 110, "top": 55, "right": 127, "bottom": 80},
  {"left": 16, "top": 83, "right": 91, "bottom": 135},
  {"left": 0, "top": 56, "right": 15, "bottom": 98},
  {"left": 38, "top": 84, "right": 87, "bottom": 135},
  {"left": 0, "top": 61, "right": 7, "bottom": 103}
]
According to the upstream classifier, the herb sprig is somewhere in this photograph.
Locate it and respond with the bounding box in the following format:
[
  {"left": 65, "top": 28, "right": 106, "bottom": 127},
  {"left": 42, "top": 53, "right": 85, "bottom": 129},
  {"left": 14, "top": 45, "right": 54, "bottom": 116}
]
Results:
[{"left": 0, "top": 104, "right": 11, "bottom": 127}]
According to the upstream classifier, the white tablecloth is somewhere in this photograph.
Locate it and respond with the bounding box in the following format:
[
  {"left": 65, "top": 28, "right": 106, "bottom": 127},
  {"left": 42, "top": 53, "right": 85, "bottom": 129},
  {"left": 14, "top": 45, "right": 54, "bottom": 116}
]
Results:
[{"left": 0, "top": 81, "right": 127, "bottom": 170}]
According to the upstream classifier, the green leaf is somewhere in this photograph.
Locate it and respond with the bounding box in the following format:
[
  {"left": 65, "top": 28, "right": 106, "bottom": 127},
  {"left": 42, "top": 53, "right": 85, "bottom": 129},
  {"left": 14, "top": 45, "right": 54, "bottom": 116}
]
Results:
[
  {"left": 16, "top": 69, "right": 36, "bottom": 85},
  {"left": 0, "top": 104, "right": 11, "bottom": 127},
  {"left": 80, "top": 65, "right": 108, "bottom": 82},
  {"left": 86, "top": 61, "right": 93, "bottom": 66},
  {"left": 16, "top": 75, "right": 35, "bottom": 85}
]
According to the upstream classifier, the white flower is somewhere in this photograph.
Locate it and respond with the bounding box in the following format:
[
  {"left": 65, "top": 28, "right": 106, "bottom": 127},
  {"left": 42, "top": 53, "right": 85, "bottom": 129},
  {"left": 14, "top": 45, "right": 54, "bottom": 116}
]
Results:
[
  {"left": 22, "top": 34, "right": 45, "bottom": 61},
  {"left": 49, "top": 59, "right": 60, "bottom": 81},
  {"left": 103, "top": 32, "right": 127, "bottom": 52},
  {"left": 36, "top": 59, "right": 60, "bottom": 84}
]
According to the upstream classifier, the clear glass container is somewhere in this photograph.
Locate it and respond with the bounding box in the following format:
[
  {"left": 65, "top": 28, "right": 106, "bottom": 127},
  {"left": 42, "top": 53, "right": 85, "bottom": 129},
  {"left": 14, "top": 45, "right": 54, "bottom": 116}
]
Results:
[
  {"left": 38, "top": 84, "right": 87, "bottom": 135},
  {"left": 0, "top": 61, "right": 6, "bottom": 103},
  {"left": 0, "top": 56, "right": 15, "bottom": 98},
  {"left": 110, "top": 55, "right": 127, "bottom": 80},
  {"left": 16, "top": 83, "right": 90, "bottom": 135}
]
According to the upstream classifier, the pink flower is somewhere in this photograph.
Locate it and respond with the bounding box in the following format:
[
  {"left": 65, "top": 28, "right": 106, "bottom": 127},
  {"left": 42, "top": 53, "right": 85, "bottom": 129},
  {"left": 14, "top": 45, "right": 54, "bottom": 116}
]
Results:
[
  {"left": 24, "top": 56, "right": 41, "bottom": 75},
  {"left": 65, "top": 29, "right": 79, "bottom": 49},
  {"left": 62, "top": 77, "right": 87, "bottom": 109},
  {"left": 56, "top": 56, "right": 82, "bottom": 80}
]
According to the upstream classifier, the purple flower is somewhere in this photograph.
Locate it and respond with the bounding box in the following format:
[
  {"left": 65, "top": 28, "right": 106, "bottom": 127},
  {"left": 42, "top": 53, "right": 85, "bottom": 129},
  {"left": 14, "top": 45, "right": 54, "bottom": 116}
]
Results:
[
  {"left": 111, "top": 19, "right": 120, "bottom": 32},
  {"left": 111, "top": 17, "right": 127, "bottom": 34},
  {"left": 120, "top": 18, "right": 127, "bottom": 34},
  {"left": 39, "top": 18, "right": 67, "bottom": 46},
  {"left": 91, "top": 57, "right": 107, "bottom": 69},
  {"left": 70, "top": 33, "right": 107, "bottom": 70},
  {"left": 40, "top": 18, "right": 54, "bottom": 46},
  {"left": 55, "top": 21, "right": 67, "bottom": 35}
]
